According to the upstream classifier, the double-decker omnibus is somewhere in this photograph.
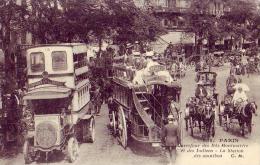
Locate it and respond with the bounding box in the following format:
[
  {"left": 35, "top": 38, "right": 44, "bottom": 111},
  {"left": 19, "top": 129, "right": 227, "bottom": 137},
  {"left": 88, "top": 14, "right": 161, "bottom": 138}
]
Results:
[{"left": 109, "top": 57, "right": 182, "bottom": 148}]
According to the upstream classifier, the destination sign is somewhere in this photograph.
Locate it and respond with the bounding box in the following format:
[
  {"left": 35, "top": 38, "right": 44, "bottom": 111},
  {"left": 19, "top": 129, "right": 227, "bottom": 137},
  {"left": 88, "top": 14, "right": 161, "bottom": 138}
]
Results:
[
  {"left": 28, "top": 78, "right": 65, "bottom": 88},
  {"left": 149, "top": 65, "right": 166, "bottom": 73}
]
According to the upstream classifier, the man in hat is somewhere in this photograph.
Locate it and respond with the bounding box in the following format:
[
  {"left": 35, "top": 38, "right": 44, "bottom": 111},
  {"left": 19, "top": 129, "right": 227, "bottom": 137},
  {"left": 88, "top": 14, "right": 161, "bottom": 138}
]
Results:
[
  {"left": 93, "top": 85, "right": 102, "bottom": 116},
  {"left": 161, "top": 115, "right": 180, "bottom": 165},
  {"left": 226, "top": 72, "right": 237, "bottom": 95}
]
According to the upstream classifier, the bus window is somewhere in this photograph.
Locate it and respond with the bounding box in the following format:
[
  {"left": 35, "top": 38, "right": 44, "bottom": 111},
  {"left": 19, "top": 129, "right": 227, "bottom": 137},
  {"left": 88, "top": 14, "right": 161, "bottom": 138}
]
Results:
[
  {"left": 52, "top": 51, "right": 67, "bottom": 71},
  {"left": 31, "top": 52, "right": 45, "bottom": 72}
]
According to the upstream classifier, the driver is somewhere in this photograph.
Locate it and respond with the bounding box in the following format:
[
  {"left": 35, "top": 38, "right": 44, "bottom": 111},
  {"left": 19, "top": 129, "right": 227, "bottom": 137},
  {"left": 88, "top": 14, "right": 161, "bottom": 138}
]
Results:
[
  {"left": 195, "top": 83, "right": 208, "bottom": 99},
  {"left": 226, "top": 72, "right": 237, "bottom": 95}
]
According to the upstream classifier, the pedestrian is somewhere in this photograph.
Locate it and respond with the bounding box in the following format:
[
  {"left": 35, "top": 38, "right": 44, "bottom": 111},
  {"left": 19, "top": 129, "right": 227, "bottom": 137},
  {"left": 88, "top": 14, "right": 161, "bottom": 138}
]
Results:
[
  {"left": 161, "top": 115, "right": 180, "bottom": 165},
  {"left": 94, "top": 86, "right": 102, "bottom": 116}
]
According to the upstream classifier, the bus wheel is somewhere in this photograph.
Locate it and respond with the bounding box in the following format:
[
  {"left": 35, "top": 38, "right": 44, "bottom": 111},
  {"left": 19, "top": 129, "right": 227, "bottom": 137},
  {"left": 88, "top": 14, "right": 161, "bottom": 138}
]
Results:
[
  {"left": 23, "top": 140, "right": 34, "bottom": 164},
  {"left": 84, "top": 117, "right": 95, "bottom": 143},
  {"left": 111, "top": 111, "right": 117, "bottom": 136},
  {"left": 117, "top": 107, "right": 127, "bottom": 149},
  {"left": 0, "top": 134, "right": 5, "bottom": 154},
  {"left": 67, "top": 137, "right": 79, "bottom": 163}
]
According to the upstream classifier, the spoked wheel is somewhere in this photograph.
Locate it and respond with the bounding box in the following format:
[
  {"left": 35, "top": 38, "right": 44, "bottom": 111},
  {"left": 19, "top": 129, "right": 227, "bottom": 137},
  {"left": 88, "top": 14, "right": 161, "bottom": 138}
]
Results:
[
  {"left": 241, "top": 123, "right": 245, "bottom": 136},
  {"left": 23, "top": 140, "right": 34, "bottom": 164},
  {"left": 83, "top": 117, "right": 95, "bottom": 143},
  {"left": 211, "top": 121, "right": 215, "bottom": 137},
  {"left": 185, "top": 117, "right": 189, "bottom": 131},
  {"left": 189, "top": 118, "right": 194, "bottom": 136},
  {"left": 67, "top": 137, "right": 79, "bottom": 163},
  {"left": 218, "top": 105, "right": 222, "bottom": 126},
  {"left": 225, "top": 114, "right": 230, "bottom": 131},
  {"left": 111, "top": 111, "right": 117, "bottom": 136},
  {"left": 247, "top": 122, "right": 252, "bottom": 134},
  {"left": 117, "top": 106, "right": 127, "bottom": 149},
  {"left": 0, "top": 135, "right": 5, "bottom": 155}
]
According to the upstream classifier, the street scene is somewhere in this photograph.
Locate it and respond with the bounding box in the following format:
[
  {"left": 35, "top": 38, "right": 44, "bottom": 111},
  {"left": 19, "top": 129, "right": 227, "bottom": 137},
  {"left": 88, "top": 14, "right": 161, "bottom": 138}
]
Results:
[{"left": 1, "top": 0, "right": 260, "bottom": 165}]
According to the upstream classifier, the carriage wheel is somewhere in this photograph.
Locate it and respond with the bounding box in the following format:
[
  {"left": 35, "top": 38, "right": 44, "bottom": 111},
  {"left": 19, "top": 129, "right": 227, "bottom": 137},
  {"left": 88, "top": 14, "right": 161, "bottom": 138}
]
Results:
[
  {"left": 111, "top": 111, "right": 117, "bottom": 136},
  {"left": 248, "top": 122, "right": 252, "bottom": 134},
  {"left": 225, "top": 115, "right": 230, "bottom": 131},
  {"left": 189, "top": 118, "right": 194, "bottom": 136},
  {"left": 218, "top": 105, "right": 222, "bottom": 126},
  {"left": 212, "top": 121, "right": 215, "bottom": 137},
  {"left": 241, "top": 123, "right": 245, "bottom": 136},
  {"left": 117, "top": 107, "right": 127, "bottom": 149},
  {"left": 83, "top": 117, "right": 95, "bottom": 143},
  {"left": 185, "top": 117, "right": 189, "bottom": 131}
]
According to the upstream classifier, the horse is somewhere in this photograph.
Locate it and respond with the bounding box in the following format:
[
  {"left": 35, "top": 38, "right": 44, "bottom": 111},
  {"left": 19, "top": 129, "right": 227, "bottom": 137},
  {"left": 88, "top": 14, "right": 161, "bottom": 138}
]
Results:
[
  {"left": 186, "top": 98, "right": 215, "bottom": 139},
  {"left": 238, "top": 101, "right": 257, "bottom": 136},
  {"left": 202, "top": 102, "right": 215, "bottom": 139}
]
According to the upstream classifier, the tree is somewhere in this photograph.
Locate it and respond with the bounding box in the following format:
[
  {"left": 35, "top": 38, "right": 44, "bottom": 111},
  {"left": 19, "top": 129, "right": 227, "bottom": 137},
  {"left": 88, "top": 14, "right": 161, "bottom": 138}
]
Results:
[
  {"left": 0, "top": 0, "right": 28, "bottom": 92},
  {"left": 186, "top": 0, "right": 258, "bottom": 52},
  {"left": 220, "top": 0, "right": 257, "bottom": 47},
  {"left": 186, "top": 0, "right": 220, "bottom": 52}
]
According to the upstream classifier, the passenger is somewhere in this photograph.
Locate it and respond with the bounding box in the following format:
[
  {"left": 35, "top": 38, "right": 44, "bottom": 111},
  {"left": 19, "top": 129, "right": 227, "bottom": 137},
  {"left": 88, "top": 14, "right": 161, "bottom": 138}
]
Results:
[
  {"left": 161, "top": 115, "right": 180, "bottom": 165},
  {"left": 232, "top": 87, "right": 248, "bottom": 105},
  {"left": 232, "top": 87, "right": 248, "bottom": 113}
]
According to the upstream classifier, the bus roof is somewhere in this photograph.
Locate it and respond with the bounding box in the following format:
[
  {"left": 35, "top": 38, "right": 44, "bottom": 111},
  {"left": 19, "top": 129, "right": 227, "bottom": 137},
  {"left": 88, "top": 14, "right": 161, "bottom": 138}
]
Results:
[{"left": 26, "top": 43, "right": 88, "bottom": 54}]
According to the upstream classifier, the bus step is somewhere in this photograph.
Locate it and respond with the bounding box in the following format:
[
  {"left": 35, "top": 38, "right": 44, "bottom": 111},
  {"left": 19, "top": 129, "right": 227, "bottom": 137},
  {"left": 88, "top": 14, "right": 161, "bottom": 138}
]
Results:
[
  {"left": 135, "top": 91, "right": 147, "bottom": 94},
  {"left": 143, "top": 107, "right": 150, "bottom": 111},
  {"left": 139, "top": 99, "right": 147, "bottom": 103}
]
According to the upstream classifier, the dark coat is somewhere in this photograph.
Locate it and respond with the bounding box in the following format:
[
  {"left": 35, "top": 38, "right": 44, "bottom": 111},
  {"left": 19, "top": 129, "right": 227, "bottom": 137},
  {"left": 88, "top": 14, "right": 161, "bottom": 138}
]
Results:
[{"left": 161, "top": 123, "right": 180, "bottom": 147}]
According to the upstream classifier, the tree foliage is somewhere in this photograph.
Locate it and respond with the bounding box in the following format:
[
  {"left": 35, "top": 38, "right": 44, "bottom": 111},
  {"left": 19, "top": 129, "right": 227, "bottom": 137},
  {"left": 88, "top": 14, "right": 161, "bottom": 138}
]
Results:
[
  {"left": 24, "top": 0, "right": 164, "bottom": 45},
  {"left": 186, "top": 0, "right": 258, "bottom": 50}
]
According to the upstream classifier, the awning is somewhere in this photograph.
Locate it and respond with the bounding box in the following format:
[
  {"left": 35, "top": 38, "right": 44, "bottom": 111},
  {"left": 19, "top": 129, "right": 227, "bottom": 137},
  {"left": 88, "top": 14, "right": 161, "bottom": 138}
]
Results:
[{"left": 24, "top": 87, "right": 72, "bottom": 100}]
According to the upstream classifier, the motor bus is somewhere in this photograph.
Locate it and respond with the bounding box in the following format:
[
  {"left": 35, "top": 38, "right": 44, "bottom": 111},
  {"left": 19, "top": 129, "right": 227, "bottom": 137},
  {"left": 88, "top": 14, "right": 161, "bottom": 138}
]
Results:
[{"left": 22, "top": 43, "right": 95, "bottom": 163}]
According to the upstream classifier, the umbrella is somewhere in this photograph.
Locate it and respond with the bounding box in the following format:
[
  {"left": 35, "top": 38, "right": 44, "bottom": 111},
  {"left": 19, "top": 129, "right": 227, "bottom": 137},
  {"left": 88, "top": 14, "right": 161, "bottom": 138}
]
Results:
[{"left": 233, "top": 83, "right": 250, "bottom": 92}]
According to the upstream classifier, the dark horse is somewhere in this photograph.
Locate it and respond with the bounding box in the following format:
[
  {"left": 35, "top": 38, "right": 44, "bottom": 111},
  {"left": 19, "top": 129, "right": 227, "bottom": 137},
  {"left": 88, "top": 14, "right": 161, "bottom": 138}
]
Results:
[
  {"left": 186, "top": 101, "right": 215, "bottom": 139},
  {"left": 237, "top": 102, "right": 257, "bottom": 136}
]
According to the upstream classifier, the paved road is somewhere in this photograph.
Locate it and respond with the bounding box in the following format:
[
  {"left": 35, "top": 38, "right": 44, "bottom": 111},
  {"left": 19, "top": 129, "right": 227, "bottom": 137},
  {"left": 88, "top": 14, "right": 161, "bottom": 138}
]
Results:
[{"left": 1, "top": 64, "right": 260, "bottom": 165}]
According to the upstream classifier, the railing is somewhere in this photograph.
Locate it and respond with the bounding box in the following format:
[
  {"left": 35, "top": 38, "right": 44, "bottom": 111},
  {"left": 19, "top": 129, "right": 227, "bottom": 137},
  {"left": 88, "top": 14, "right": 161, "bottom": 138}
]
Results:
[
  {"left": 132, "top": 90, "right": 155, "bottom": 128},
  {"left": 135, "top": 87, "right": 164, "bottom": 128}
]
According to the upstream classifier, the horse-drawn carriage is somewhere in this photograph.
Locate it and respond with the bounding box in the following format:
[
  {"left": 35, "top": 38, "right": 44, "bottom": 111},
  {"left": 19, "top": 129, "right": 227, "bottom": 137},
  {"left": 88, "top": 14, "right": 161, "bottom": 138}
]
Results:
[
  {"left": 109, "top": 58, "right": 182, "bottom": 148},
  {"left": 218, "top": 80, "right": 257, "bottom": 136},
  {"left": 185, "top": 71, "right": 218, "bottom": 140}
]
